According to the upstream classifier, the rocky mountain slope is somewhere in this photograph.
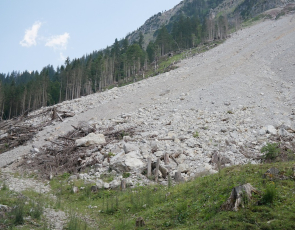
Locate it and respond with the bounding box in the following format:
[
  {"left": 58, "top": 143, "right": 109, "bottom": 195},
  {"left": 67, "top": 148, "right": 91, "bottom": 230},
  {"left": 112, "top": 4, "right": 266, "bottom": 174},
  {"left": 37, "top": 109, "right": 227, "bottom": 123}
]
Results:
[
  {"left": 127, "top": 0, "right": 295, "bottom": 47},
  {"left": 1, "top": 13, "right": 294, "bottom": 187},
  {"left": 1, "top": 11, "right": 295, "bottom": 230}
]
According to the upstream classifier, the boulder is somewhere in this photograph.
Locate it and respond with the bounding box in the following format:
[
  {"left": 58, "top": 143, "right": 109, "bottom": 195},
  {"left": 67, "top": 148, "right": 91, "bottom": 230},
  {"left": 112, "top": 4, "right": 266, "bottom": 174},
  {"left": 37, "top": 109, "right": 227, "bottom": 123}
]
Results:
[
  {"left": 109, "top": 179, "right": 121, "bottom": 189},
  {"left": 96, "top": 179, "right": 104, "bottom": 189},
  {"left": 110, "top": 151, "right": 144, "bottom": 173},
  {"left": 266, "top": 125, "right": 277, "bottom": 135},
  {"left": 104, "top": 183, "right": 110, "bottom": 189},
  {"left": 125, "top": 157, "right": 145, "bottom": 172},
  {"left": 278, "top": 127, "right": 288, "bottom": 137},
  {"left": 178, "top": 163, "right": 190, "bottom": 173},
  {"left": 75, "top": 133, "right": 106, "bottom": 147},
  {"left": 123, "top": 143, "right": 139, "bottom": 153}
]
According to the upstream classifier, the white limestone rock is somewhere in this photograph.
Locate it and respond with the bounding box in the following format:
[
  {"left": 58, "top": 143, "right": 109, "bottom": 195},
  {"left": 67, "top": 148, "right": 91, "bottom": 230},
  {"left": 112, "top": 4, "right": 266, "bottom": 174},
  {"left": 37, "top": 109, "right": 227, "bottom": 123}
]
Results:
[{"left": 75, "top": 133, "right": 106, "bottom": 147}]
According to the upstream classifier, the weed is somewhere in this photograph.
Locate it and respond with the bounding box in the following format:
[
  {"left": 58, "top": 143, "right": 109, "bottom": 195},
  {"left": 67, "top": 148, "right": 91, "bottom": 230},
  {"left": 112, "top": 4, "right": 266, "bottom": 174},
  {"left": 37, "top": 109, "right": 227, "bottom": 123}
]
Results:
[
  {"left": 1, "top": 180, "right": 8, "bottom": 190},
  {"left": 193, "top": 131, "right": 199, "bottom": 138},
  {"left": 13, "top": 197, "right": 25, "bottom": 225},
  {"left": 227, "top": 110, "right": 233, "bottom": 114},
  {"left": 30, "top": 198, "right": 43, "bottom": 220},
  {"left": 67, "top": 211, "right": 89, "bottom": 230},
  {"left": 261, "top": 182, "right": 277, "bottom": 205}
]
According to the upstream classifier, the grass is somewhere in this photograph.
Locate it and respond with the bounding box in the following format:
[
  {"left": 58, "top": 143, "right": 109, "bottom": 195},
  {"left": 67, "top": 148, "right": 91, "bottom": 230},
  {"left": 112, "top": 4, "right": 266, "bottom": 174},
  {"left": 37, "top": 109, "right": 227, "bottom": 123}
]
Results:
[
  {"left": 1, "top": 158, "right": 295, "bottom": 229},
  {"left": 0, "top": 186, "right": 47, "bottom": 229},
  {"left": 43, "top": 160, "right": 295, "bottom": 229}
]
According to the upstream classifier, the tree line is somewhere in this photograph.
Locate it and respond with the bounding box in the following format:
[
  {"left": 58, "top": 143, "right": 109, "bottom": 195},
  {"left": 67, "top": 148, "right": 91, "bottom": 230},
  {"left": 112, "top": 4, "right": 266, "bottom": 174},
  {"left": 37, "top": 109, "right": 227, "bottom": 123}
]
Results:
[{"left": 0, "top": 2, "right": 230, "bottom": 120}]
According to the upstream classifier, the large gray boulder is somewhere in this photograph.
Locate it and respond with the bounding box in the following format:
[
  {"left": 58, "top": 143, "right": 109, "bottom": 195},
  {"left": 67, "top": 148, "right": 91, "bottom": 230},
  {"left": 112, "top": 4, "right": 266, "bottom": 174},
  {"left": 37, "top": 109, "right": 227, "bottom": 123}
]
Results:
[{"left": 110, "top": 150, "right": 144, "bottom": 173}]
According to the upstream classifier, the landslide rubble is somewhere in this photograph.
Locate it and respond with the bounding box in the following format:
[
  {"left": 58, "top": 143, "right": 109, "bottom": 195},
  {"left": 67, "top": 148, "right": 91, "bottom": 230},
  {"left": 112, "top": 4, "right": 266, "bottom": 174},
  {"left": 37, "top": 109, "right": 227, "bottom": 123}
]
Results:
[{"left": 1, "top": 14, "right": 295, "bottom": 189}]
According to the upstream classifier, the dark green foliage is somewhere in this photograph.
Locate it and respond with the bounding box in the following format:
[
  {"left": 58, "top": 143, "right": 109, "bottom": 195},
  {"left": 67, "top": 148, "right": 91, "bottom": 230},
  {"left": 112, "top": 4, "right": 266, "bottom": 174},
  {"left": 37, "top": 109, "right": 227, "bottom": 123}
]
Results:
[
  {"left": 261, "top": 143, "right": 280, "bottom": 161},
  {"left": 122, "top": 172, "right": 130, "bottom": 178}
]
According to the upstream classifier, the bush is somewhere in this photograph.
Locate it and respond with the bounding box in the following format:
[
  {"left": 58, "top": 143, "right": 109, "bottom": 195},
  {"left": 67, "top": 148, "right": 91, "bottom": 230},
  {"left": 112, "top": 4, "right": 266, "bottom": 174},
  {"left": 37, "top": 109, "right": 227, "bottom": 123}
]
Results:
[
  {"left": 122, "top": 172, "right": 130, "bottom": 178},
  {"left": 261, "top": 143, "right": 280, "bottom": 161}
]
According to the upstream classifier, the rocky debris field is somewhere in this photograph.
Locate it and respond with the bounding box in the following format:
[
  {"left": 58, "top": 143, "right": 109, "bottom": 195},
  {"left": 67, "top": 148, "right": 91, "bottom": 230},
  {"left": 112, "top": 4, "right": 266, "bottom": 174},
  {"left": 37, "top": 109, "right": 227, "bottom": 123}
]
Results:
[{"left": 1, "top": 14, "right": 295, "bottom": 191}]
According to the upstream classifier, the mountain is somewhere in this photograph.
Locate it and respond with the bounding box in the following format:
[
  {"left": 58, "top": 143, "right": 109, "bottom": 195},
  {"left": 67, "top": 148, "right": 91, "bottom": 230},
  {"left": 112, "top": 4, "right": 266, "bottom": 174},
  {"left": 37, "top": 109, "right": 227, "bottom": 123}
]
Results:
[
  {"left": 127, "top": 0, "right": 295, "bottom": 48},
  {"left": 1, "top": 0, "right": 294, "bottom": 121}
]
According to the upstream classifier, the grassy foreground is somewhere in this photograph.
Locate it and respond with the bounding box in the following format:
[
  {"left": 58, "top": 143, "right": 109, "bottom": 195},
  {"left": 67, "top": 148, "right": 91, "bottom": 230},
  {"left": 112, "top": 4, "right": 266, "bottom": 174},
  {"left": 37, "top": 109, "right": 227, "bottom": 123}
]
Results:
[{"left": 2, "top": 160, "right": 295, "bottom": 229}]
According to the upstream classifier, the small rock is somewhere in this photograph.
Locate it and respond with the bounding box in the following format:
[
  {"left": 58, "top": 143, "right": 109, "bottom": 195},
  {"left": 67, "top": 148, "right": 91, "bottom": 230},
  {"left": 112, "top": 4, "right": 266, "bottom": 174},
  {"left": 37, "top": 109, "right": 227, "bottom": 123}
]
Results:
[{"left": 72, "top": 186, "right": 79, "bottom": 193}]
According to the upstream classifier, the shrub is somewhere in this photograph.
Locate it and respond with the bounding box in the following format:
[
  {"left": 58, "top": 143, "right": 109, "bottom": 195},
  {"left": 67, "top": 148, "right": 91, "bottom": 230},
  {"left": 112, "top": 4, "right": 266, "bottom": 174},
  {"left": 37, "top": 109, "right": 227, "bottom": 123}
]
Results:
[
  {"left": 261, "top": 143, "right": 280, "bottom": 161},
  {"left": 261, "top": 182, "right": 277, "bottom": 204},
  {"left": 122, "top": 172, "right": 130, "bottom": 178}
]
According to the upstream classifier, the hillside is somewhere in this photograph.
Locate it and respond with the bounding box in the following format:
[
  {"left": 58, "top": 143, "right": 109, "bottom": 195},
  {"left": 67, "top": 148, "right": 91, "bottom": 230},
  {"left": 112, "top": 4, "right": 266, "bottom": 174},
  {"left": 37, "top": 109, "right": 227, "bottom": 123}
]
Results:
[
  {"left": 1, "top": 0, "right": 295, "bottom": 121},
  {"left": 127, "top": 0, "right": 295, "bottom": 47},
  {"left": 0, "top": 9, "right": 295, "bottom": 230}
]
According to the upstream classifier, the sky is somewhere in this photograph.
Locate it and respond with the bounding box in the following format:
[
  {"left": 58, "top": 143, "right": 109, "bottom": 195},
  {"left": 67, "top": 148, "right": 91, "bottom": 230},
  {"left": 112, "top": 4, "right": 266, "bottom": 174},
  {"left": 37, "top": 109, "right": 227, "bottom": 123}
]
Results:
[{"left": 0, "top": 0, "right": 181, "bottom": 74}]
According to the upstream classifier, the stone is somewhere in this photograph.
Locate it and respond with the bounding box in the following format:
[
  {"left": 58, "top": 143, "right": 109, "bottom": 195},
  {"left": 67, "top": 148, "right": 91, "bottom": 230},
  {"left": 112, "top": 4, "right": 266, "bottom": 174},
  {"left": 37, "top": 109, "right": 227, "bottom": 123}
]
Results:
[
  {"left": 109, "top": 179, "right": 121, "bottom": 188},
  {"left": 110, "top": 151, "right": 125, "bottom": 163},
  {"left": 91, "top": 185, "right": 98, "bottom": 192},
  {"left": 0, "top": 204, "right": 8, "bottom": 212},
  {"left": 72, "top": 186, "right": 79, "bottom": 193},
  {"left": 96, "top": 179, "right": 104, "bottom": 189},
  {"left": 75, "top": 133, "right": 106, "bottom": 147},
  {"left": 125, "top": 157, "right": 145, "bottom": 172},
  {"left": 266, "top": 125, "right": 277, "bottom": 135},
  {"left": 68, "top": 175, "right": 78, "bottom": 181},
  {"left": 259, "top": 127, "right": 267, "bottom": 135},
  {"left": 123, "top": 136, "right": 132, "bottom": 142},
  {"left": 123, "top": 143, "right": 139, "bottom": 153},
  {"left": 278, "top": 127, "right": 288, "bottom": 137},
  {"left": 104, "top": 183, "right": 110, "bottom": 189},
  {"left": 126, "top": 151, "right": 142, "bottom": 159},
  {"left": 178, "top": 163, "right": 190, "bottom": 173}
]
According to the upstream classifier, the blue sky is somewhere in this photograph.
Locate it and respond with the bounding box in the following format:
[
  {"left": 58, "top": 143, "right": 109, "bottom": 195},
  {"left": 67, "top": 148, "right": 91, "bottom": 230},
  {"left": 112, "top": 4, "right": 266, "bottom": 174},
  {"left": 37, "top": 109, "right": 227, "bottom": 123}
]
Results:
[{"left": 0, "top": 0, "right": 181, "bottom": 74}]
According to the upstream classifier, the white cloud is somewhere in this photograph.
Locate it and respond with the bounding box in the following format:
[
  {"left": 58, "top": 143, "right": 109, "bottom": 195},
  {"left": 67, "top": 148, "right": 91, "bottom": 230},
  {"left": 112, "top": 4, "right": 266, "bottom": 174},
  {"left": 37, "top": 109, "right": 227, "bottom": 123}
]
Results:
[
  {"left": 45, "top": 33, "right": 70, "bottom": 50},
  {"left": 20, "top": 21, "right": 42, "bottom": 47},
  {"left": 59, "top": 52, "right": 66, "bottom": 62}
]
